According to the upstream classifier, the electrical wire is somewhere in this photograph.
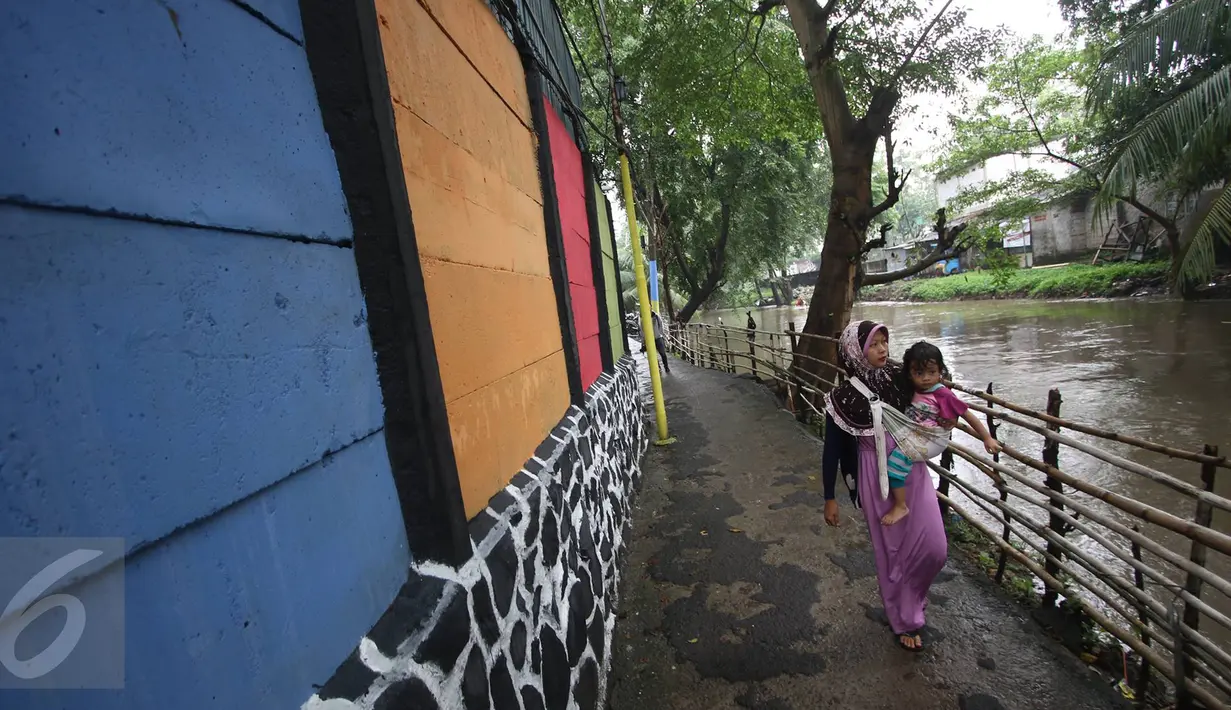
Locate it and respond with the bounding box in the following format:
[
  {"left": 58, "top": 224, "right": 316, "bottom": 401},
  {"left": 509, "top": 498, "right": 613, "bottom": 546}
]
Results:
[{"left": 511, "top": 0, "right": 621, "bottom": 149}]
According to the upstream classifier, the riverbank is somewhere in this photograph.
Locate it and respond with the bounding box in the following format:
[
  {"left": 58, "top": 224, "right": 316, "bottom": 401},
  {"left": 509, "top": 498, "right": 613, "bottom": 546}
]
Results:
[{"left": 858, "top": 262, "right": 1178, "bottom": 302}]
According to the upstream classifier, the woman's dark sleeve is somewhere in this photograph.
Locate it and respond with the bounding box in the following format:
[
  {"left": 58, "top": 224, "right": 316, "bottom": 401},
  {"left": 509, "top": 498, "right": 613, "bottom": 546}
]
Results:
[{"left": 822, "top": 413, "right": 848, "bottom": 501}]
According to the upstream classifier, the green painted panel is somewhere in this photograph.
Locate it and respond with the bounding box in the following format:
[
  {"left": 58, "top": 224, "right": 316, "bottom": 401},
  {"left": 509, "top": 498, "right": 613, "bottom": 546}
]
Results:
[{"left": 594, "top": 181, "right": 624, "bottom": 359}]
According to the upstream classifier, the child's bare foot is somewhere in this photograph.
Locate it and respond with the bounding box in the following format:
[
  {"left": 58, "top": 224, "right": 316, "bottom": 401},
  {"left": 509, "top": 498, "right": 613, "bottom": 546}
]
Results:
[{"left": 881, "top": 503, "right": 910, "bottom": 526}]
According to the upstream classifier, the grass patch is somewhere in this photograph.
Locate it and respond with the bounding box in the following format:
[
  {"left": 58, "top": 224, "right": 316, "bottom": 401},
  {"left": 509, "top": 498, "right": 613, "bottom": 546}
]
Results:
[{"left": 861, "top": 261, "right": 1169, "bottom": 302}]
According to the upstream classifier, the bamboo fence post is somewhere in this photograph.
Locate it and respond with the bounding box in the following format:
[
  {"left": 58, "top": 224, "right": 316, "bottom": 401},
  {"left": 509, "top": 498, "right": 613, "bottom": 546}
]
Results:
[
  {"left": 1173, "top": 601, "right": 1192, "bottom": 710},
  {"left": 1042, "top": 388, "right": 1065, "bottom": 607},
  {"left": 1131, "top": 526, "right": 1151, "bottom": 708},
  {"left": 723, "top": 328, "right": 733, "bottom": 373},
  {"left": 1180, "top": 444, "right": 1218, "bottom": 707},
  {"left": 706, "top": 325, "right": 717, "bottom": 370},
  {"left": 985, "top": 382, "right": 1012, "bottom": 584},
  {"left": 938, "top": 447, "right": 954, "bottom": 521},
  {"left": 748, "top": 328, "right": 758, "bottom": 380},
  {"left": 788, "top": 322, "right": 804, "bottom": 420}
]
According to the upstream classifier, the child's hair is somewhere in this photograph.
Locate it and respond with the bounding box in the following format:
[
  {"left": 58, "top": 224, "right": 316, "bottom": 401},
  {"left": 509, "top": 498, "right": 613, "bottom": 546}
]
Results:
[{"left": 900, "top": 341, "right": 951, "bottom": 391}]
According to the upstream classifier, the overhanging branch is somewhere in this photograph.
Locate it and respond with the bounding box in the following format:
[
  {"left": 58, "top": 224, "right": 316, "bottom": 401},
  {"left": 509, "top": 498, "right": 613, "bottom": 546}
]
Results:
[
  {"left": 870, "top": 127, "right": 911, "bottom": 218},
  {"left": 889, "top": 0, "right": 956, "bottom": 85},
  {"left": 863, "top": 208, "right": 970, "bottom": 286}
]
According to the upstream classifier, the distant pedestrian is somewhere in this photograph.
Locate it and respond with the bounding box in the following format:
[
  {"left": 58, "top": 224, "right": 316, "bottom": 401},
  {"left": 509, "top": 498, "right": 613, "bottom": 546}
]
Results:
[
  {"left": 640, "top": 310, "right": 670, "bottom": 373},
  {"left": 746, "top": 311, "right": 756, "bottom": 341}
]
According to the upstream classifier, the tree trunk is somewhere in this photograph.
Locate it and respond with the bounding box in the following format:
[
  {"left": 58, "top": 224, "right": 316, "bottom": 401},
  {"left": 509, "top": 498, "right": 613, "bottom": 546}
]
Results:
[
  {"left": 662, "top": 259, "right": 678, "bottom": 322},
  {"left": 768, "top": 275, "right": 782, "bottom": 306},
  {"left": 660, "top": 232, "right": 678, "bottom": 322},
  {"left": 782, "top": 0, "right": 897, "bottom": 392},
  {"left": 674, "top": 202, "right": 733, "bottom": 323},
  {"left": 794, "top": 148, "right": 877, "bottom": 386},
  {"left": 1169, "top": 187, "right": 1224, "bottom": 300},
  {"left": 775, "top": 266, "right": 793, "bottom": 304}
]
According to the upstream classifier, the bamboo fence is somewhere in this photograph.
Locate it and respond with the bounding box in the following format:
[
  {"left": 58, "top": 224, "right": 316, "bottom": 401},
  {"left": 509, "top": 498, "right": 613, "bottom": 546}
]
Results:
[{"left": 661, "top": 320, "right": 1229, "bottom": 710}]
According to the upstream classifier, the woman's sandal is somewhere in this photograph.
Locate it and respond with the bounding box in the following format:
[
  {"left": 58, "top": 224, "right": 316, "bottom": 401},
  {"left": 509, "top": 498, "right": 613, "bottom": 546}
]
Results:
[{"left": 896, "top": 631, "right": 925, "bottom": 652}]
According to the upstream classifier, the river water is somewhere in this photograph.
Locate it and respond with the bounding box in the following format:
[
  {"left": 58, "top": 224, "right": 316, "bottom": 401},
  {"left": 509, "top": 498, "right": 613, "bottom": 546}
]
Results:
[{"left": 696, "top": 298, "right": 1231, "bottom": 649}]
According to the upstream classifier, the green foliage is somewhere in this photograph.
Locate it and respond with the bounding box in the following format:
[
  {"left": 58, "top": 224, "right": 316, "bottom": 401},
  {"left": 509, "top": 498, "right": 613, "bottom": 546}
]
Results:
[
  {"left": 1087, "top": 0, "right": 1231, "bottom": 286},
  {"left": 874, "top": 151, "right": 939, "bottom": 245},
  {"left": 807, "top": 0, "right": 1003, "bottom": 115},
  {"left": 984, "top": 249, "right": 1019, "bottom": 291},
  {"left": 933, "top": 37, "right": 1094, "bottom": 182},
  {"left": 559, "top": 0, "right": 827, "bottom": 317},
  {"left": 861, "top": 262, "right": 1169, "bottom": 301}
]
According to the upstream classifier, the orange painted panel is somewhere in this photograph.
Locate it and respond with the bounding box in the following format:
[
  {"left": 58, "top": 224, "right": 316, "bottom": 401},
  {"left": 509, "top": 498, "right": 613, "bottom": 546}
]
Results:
[
  {"left": 378, "top": 0, "right": 574, "bottom": 514},
  {"left": 420, "top": 257, "right": 564, "bottom": 404},
  {"left": 415, "top": 0, "right": 530, "bottom": 125},
  {"left": 448, "top": 351, "right": 571, "bottom": 517},
  {"left": 395, "top": 107, "right": 549, "bottom": 277},
  {"left": 376, "top": 0, "right": 539, "bottom": 202}
]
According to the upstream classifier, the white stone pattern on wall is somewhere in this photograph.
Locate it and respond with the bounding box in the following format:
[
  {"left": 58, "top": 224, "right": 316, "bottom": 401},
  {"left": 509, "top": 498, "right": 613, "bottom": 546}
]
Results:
[{"left": 303, "top": 356, "right": 647, "bottom": 710}]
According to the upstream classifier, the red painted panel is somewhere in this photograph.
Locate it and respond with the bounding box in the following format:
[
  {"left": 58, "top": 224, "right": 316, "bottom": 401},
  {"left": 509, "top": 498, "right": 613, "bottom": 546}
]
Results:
[
  {"left": 563, "top": 227, "right": 594, "bottom": 289},
  {"left": 577, "top": 334, "right": 603, "bottom": 391},
  {"left": 545, "top": 98, "right": 602, "bottom": 390},
  {"left": 569, "top": 283, "right": 600, "bottom": 338}
]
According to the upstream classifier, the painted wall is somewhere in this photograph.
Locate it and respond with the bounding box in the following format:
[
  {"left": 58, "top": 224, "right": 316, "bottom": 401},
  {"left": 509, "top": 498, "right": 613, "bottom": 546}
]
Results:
[
  {"left": 303, "top": 357, "right": 647, "bottom": 710},
  {"left": 377, "top": 0, "right": 572, "bottom": 518},
  {"left": 545, "top": 99, "right": 604, "bottom": 390},
  {"left": 594, "top": 184, "right": 625, "bottom": 361},
  {"left": 0, "top": 1, "right": 410, "bottom": 708}
]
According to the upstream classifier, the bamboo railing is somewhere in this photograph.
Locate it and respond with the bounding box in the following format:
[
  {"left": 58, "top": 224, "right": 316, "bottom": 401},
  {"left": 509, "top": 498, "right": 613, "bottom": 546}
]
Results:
[{"left": 661, "top": 320, "right": 1229, "bottom": 710}]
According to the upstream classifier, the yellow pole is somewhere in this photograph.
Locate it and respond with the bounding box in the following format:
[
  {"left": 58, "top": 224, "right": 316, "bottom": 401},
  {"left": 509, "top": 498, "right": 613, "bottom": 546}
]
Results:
[{"left": 619, "top": 151, "right": 671, "bottom": 444}]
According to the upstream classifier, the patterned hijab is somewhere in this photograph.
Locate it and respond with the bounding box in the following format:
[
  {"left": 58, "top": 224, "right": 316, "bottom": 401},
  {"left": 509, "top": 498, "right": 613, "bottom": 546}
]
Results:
[{"left": 824, "top": 320, "right": 906, "bottom": 436}]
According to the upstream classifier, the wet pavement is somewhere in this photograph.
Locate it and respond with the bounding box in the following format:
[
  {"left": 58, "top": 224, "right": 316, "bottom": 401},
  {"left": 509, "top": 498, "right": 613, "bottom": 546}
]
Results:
[{"left": 610, "top": 354, "right": 1128, "bottom": 710}]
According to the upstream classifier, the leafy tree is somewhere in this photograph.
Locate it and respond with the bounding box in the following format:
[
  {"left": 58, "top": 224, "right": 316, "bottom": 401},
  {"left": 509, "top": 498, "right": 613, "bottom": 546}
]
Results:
[
  {"left": 751, "top": 0, "right": 1000, "bottom": 372},
  {"left": 930, "top": 39, "right": 1104, "bottom": 228},
  {"left": 1086, "top": 0, "right": 1231, "bottom": 290},
  {"left": 560, "top": 0, "right": 826, "bottom": 322},
  {"left": 933, "top": 8, "right": 1230, "bottom": 295},
  {"left": 931, "top": 39, "right": 1196, "bottom": 266}
]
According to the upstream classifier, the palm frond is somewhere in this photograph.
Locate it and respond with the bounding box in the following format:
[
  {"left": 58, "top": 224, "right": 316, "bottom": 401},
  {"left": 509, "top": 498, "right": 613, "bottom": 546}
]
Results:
[
  {"left": 1101, "top": 64, "right": 1231, "bottom": 198},
  {"left": 1092, "top": 0, "right": 1231, "bottom": 108},
  {"left": 1178, "top": 183, "right": 1231, "bottom": 285}
]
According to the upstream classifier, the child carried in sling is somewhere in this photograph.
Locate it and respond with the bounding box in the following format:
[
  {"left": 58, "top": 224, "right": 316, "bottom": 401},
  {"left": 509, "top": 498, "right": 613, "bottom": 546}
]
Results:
[{"left": 853, "top": 341, "right": 1000, "bottom": 526}]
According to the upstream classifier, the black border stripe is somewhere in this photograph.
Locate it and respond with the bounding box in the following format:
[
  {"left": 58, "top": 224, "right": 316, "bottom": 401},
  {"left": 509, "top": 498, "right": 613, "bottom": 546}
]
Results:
[
  {"left": 581, "top": 153, "right": 614, "bottom": 373},
  {"left": 299, "top": 0, "right": 470, "bottom": 565}
]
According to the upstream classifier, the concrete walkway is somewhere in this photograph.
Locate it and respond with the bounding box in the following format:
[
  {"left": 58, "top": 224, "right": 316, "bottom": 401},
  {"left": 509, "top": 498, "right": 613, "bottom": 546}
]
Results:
[{"left": 609, "top": 355, "right": 1127, "bottom": 710}]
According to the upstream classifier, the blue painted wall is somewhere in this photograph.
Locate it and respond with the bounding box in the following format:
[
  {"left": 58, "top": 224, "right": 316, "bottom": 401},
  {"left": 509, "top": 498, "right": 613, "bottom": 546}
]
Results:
[{"left": 0, "top": 0, "right": 410, "bottom": 707}]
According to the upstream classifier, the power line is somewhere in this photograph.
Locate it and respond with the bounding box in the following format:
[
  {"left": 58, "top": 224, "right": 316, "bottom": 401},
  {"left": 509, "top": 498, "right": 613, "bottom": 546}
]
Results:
[
  {"left": 510, "top": 0, "right": 621, "bottom": 150},
  {"left": 553, "top": 0, "right": 615, "bottom": 136}
]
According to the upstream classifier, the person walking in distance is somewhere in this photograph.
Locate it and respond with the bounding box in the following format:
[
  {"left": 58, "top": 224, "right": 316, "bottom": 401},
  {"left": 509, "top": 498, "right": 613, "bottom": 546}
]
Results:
[
  {"left": 640, "top": 310, "right": 670, "bottom": 373},
  {"left": 746, "top": 311, "right": 756, "bottom": 341}
]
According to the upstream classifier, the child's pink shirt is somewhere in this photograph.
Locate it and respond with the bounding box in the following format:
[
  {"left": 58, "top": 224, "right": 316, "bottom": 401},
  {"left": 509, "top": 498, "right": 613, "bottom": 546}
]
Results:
[{"left": 907, "top": 385, "right": 968, "bottom": 427}]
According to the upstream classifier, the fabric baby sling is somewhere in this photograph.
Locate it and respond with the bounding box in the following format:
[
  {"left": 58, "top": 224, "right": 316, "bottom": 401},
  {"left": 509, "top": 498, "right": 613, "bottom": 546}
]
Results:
[{"left": 848, "top": 377, "right": 952, "bottom": 500}]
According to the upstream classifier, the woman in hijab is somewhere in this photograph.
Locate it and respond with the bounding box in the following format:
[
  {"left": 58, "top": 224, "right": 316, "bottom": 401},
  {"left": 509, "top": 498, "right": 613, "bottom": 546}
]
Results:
[{"left": 820, "top": 320, "right": 947, "bottom": 652}]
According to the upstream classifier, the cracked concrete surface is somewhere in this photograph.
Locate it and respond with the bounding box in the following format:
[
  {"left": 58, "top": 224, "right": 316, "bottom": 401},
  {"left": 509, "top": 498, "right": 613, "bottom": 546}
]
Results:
[{"left": 609, "top": 358, "right": 1127, "bottom": 710}]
